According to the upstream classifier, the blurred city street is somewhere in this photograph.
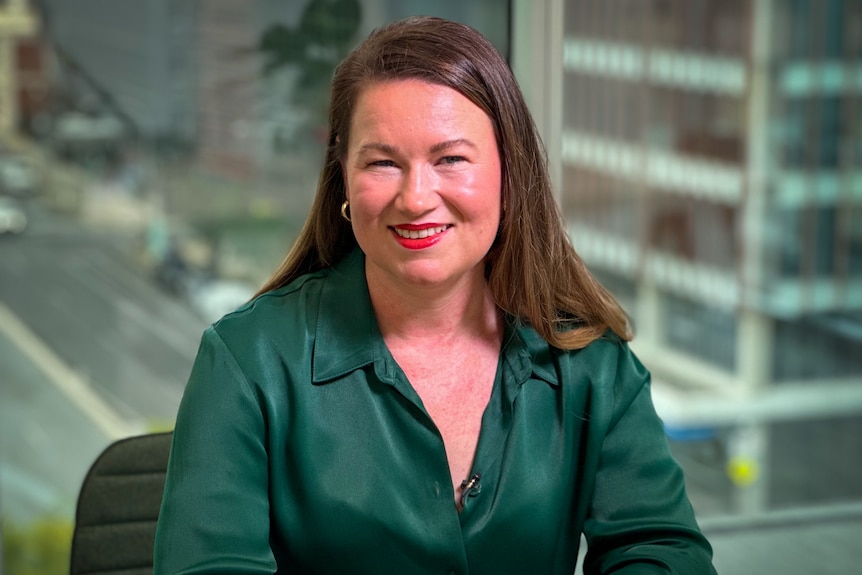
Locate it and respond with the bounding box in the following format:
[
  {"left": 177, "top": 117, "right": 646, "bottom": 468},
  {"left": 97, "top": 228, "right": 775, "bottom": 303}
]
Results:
[
  {"left": 0, "top": 203, "right": 203, "bottom": 422},
  {"left": 0, "top": 202, "right": 205, "bottom": 523},
  {"left": 0, "top": 322, "right": 117, "bottom": 523}
]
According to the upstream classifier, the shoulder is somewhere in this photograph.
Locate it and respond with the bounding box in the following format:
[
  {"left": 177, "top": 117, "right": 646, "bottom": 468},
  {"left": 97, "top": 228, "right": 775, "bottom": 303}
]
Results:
[
  {"left": 574, "top": 331, "right": 644, "bottom": 377},
  {"left": 203, "top": 267, "right": 332, "bottom": 363},
  {"left": 201, "top": 249, "right": 369, "bottom": 371},
  {"left": 540, "top": 329, "right": 651, "bottom": 423},
  {"left": 222, "top": 268, "right": 327, "bottom": 323},
  {"left": 519, "top": 325, "right": 642, "bottom": 380},
  {"left": 562, "top": 330, "right": 647, "bottom": 387}
]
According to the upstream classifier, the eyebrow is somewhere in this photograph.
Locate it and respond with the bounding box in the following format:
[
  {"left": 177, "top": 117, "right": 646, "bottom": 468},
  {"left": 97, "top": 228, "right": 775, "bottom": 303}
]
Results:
[
  {"left": 430, "top": 138, "right": 477, "bottom": 154},
  {"left": 356, "top": 138, "right": 477, "bottom": 155},
  {"left": 356, "top": 142, "right": 399, "bottom": 155}
]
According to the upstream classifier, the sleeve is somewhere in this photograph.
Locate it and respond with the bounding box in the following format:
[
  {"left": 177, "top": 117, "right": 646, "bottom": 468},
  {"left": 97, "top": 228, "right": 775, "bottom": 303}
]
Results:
[
  {"left": 154, "top": 326, "right": 277, "bottom": 575},
  {"left": 581, "top": 344, "right": 717, "bottom": 575}
]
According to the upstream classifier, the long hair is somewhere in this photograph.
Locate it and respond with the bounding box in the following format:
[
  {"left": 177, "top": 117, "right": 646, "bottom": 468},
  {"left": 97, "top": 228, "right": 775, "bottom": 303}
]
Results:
[{"left": 257, "top": 16, "right": 631, "bottom": 349}]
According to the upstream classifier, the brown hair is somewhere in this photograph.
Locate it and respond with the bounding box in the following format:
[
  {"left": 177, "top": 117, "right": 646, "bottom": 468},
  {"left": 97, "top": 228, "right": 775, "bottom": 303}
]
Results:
[{"left": 257, "top": 16, "right": 631, "bottom": 349}]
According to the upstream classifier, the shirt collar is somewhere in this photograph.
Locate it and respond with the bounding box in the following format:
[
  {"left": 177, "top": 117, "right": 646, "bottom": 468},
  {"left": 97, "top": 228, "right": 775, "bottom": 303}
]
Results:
[
  {"left": 312, "top": 249, "right": 378, "bottom": 383},
  {"left": 311, "top": 248, "right": 559, "bottom": 388},
  {"left": 505, "top": 320, "right": 560, "bottom": 388}
]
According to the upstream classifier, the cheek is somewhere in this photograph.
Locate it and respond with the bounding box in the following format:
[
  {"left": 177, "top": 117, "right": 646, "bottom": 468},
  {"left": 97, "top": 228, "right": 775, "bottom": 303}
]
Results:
[
  {"left": 476, "top": 166, "right": 502, "bottom": 216},
  {"left": 346, "top": 179, "right": 388, "bottom": 223}
]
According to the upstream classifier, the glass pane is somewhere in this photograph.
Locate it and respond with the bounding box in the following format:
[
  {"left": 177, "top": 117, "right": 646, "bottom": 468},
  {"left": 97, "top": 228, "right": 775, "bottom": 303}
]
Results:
[
  {"left": 561, "top": 0, "right": 862, "bottom": 534},
  {"left": 0, "top": 1, "right": 510, "bottom": 572}
]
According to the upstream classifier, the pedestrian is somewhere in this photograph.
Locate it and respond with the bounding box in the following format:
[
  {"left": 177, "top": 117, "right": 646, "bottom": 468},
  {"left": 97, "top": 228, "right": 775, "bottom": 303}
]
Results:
[{"left": 154, "top": 15, "right": 716, "bottom": 575}]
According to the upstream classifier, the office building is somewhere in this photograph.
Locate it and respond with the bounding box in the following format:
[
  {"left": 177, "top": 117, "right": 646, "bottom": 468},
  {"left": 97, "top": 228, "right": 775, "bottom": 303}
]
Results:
[{"left": 558, "top": 0, "right": 862, "bottom": 514}]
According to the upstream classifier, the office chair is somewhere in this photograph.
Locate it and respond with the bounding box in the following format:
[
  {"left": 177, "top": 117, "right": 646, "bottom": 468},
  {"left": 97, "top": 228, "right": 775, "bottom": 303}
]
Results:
[{"left": 69, "top": 431, "right": 173, "bottom": 575}]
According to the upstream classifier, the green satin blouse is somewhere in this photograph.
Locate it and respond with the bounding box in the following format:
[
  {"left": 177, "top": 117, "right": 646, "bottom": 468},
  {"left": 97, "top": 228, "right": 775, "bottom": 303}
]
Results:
[{"left": 154, "top": 249, "right": 716, "bottom": 574}]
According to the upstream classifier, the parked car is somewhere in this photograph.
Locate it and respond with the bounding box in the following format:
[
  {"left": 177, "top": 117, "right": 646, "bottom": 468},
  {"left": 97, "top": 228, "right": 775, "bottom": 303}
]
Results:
[{"left": 0, "top": 197, "right": 27, "bottom": 235}]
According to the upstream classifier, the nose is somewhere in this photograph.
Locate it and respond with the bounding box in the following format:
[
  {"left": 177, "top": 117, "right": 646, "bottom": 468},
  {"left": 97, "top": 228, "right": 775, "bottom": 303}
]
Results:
[{"left": 395, "top": 165, "right": 438, "bottom": 215}]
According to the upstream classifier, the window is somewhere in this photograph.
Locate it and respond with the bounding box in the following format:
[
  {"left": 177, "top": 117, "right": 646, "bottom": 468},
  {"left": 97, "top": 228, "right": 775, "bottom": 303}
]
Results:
[{"left": 0, "top": 1, "right": 510, "bottom": 571}]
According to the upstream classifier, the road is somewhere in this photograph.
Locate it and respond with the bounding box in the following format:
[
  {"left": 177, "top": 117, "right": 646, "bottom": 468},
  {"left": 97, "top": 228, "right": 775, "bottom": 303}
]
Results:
[
  {"left": 0, "top": 203, "right": 208, "bottom": 522},
  {"left": 0, "top": 324, "right": 115, "bottom": 522}
]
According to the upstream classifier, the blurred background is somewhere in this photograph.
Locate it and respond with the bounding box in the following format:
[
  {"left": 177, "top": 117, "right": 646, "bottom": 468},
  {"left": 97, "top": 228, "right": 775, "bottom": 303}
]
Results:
[{"left": 0, "top": 0, "right": 859, "bottom": 573}]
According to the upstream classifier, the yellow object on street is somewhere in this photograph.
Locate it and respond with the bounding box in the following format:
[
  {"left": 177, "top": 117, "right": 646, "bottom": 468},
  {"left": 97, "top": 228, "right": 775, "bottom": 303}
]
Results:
[{"left": 726, "top": 456, "right": 760, "bottom": 487}]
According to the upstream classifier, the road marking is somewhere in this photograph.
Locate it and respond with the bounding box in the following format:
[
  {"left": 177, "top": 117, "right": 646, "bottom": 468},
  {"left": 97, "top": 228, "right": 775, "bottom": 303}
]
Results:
[{"left": 0, "top": 302, "right": 137, "bottom": 440}]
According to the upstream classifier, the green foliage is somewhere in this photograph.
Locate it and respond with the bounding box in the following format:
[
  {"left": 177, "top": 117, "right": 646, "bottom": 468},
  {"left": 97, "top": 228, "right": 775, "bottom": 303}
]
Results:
[
  {"left": 258, "top": 0, "right": 362, "bottom": 126},
  {"left": 2, "top": 517, "right": 73, "bottom": 575}
]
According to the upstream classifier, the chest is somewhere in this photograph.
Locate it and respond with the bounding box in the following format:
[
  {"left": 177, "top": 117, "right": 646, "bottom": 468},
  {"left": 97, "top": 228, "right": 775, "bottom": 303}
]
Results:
[
  {"left": 392, "top": 347, "right": 499, "bottom": 495},
  {"left": 271, "top": 363, "right": 586, "bottom": 574}
]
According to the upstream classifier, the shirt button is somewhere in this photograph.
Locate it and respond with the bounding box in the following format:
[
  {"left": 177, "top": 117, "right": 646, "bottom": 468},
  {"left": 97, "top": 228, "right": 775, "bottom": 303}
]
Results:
[{"left": 433, "top": 481, "right": 442, "bottom": 498}]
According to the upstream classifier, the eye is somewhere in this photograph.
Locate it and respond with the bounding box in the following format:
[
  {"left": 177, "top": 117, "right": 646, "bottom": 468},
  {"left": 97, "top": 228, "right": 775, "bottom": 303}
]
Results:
[
  {"left": 439, "top": 155, "right": 467, "bottom": 165},
  {"left": 367, "top": 159, "right": 397, "bottom": 168}
]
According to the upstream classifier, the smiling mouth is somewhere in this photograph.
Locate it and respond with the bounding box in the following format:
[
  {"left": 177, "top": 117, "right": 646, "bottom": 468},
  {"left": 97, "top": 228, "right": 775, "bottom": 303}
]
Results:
[{"left": 392, "top": 225, "right": 450, "bottom": 239}]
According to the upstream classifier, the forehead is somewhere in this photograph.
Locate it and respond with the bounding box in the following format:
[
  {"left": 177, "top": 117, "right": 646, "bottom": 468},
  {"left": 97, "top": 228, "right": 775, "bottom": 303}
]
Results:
[{"left": 348, "top": 80, "right": 492, "bottom": 140}]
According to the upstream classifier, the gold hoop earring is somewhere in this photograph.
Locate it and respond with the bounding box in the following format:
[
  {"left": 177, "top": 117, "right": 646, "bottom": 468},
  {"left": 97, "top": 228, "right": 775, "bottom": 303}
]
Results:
[{"left": 340, "top": 200, "right": 351, "bottom": 222}]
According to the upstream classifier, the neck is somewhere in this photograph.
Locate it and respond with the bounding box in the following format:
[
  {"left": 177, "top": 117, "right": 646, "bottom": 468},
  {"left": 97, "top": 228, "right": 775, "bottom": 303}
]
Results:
[{"left": 366, "top": 263, "right": 502, "bottom": 346}]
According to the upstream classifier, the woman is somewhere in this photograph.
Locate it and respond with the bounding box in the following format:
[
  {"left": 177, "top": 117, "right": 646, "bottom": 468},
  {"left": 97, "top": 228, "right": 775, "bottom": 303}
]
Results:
[{"left": 155, "top": 16, "right": 716, "bottom": 575}]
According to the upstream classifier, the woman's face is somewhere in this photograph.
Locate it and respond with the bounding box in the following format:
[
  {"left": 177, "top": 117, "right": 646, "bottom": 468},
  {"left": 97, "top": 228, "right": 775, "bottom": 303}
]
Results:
[{"left": 343, "top": 79, "right": 502, "bottom": 292}]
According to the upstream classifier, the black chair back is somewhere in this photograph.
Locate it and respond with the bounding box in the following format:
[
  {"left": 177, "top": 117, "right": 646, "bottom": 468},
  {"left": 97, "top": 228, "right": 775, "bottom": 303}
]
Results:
[{"left": 69, "top": 431, "right": 172, "bottom": 575}]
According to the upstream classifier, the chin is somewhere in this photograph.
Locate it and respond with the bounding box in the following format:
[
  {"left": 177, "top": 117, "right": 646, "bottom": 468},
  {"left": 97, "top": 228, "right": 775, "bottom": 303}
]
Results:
[
  {"left": 365, "top": 249, "right": 485, "bottom": 290},
  {"left": 395, "top": 266, "right": 451, "bottom": 286},
  {"left": 395, "top": 260, "right": 484, "bottom": 289}
]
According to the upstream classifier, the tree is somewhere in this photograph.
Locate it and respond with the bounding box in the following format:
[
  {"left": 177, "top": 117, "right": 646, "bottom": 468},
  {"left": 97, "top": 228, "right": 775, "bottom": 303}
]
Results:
[{"left": 258, "top": 0, "right": 362, "bottom": 134}]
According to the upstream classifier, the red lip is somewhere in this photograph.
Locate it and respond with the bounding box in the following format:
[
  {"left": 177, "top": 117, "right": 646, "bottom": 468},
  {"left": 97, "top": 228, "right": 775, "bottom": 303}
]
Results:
[
  {"left": 390, "top": 224, "right": 449, "bottom": 250},
  {"left": 394, "top": 223, "right": 446, "bottom": 230}
]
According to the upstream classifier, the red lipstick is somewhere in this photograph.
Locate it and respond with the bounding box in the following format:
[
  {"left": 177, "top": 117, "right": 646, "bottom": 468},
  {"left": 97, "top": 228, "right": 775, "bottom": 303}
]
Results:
[{"left": 391, "top": 223, "right": 450, "bottom": 250}]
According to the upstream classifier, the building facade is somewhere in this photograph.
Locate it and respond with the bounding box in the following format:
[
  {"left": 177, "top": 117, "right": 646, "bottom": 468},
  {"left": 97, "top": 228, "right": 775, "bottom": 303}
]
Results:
[{"left": 555, "top": 0, "right": 862, "bottom": 515}]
